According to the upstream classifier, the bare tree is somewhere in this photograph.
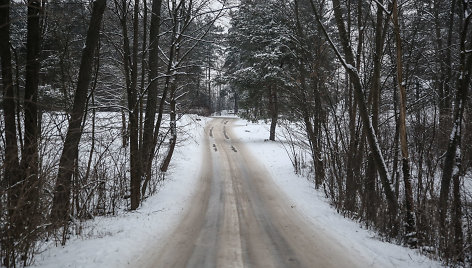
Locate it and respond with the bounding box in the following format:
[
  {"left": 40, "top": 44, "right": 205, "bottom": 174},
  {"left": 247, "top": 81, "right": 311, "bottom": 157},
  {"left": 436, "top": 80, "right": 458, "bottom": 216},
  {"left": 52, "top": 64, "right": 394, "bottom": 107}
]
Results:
[
  {"left": 1, "top": 1, "right": 22, "bottom": 265},
  {"left": 140, "top": 0, "right": 163, "bottom": 203},
  {"left": 113, "top": 0, "right": 142, "bottom": 210},
  {"left": 438, "top": 0, "right": 472, "bottom": 261},
  {"left": 309, "top": 0, "right": 398, "bottom": 222},
  {"left": 50, "top": 0, "right": 107, "bottom": 230},
  {"left": 391, "top": 0, "right": 416, "bottom": 245}
]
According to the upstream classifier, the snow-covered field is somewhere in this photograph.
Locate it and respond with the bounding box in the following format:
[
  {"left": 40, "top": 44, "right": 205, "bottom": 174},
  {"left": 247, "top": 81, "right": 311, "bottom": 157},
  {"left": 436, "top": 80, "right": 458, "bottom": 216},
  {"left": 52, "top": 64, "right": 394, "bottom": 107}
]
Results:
[{"left": 32, "top": 116, "right": 441, "bottom": 267}]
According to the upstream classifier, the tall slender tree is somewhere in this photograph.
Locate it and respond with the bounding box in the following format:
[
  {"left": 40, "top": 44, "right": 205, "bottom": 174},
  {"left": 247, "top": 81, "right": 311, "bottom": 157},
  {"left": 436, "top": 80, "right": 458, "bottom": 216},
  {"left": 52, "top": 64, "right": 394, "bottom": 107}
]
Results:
[
  {"left": 391, "top": 0, "right": 416, "bottom": 245},
  {"left": 139, "top": 0, "right": 163, "bottom": 206},
  {"left": 1, "top": 1, "right": 22, "bottom": 265},
  {"left": 50, "top": 0, "right": 107, "bottom": 228},
  {"left": 438, "top": 0, "right": 472, "bottom": 260}
]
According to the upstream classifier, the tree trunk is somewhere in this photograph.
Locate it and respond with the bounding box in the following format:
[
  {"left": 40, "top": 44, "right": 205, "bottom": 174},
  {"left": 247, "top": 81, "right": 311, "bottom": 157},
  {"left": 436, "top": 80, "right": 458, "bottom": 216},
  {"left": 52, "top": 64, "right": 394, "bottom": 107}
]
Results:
[
  {"left": 117, "top": 0, "right": 142, "bottom": 210},
  {"left": 345, "top": 80, "right": 358, "bottom": 212},
  {"left": 1, "top": 1, "right": 22, "bottom": 265},
  {"left": 160, "top": 0, "right": 187, "bottom": 173},
  {"left": 312, "top": 80, "right": 325, "bottom": 188},
  {"left": 160, "top": 84, "right": 177, "bottom": 173},
  {"left": 391, "top": 0, "right": 416, "bottom": 245},
  {"left": 50, "top": 0, "right": 107, "bottom": 225},
  {"left": 435, "top": 0, "right": 456, "bottom": 153},
  {"left": 452, "top": 165, "right": 463, "bottom": 262},
  {"left": 142, "top": 0, "right": 179, "bottom": 195},
  {"left": 139, "top": 0, "right": 148, "bottom": 151},
  {"left": 438, "top": 0, "right": 472, "bottom": 254},
  {"left": 293, "top": 0, "right": 323, "bottom": 187},
  {"left": 130, "top": 0, "right": 141, "bottom": 210},
  {"left": 268, "top": 85, "right": 278, "bottom": 141},
  {"left": 141, "top": 0, "right": 163, "bottom": 189},
  {"left": 20, "top": 1, "right": 42, "bottom": 246},
  {"left": 365, "top": 0, "right": 387, "bottom": 223}
]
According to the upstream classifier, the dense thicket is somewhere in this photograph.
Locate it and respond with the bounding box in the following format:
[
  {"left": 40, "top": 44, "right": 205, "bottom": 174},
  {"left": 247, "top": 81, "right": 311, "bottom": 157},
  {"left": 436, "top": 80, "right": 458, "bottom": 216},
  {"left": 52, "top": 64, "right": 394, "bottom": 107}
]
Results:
[
  {"left": 0, "top": 0, "right": 224, "bottom": 266},
  {"left": 225, "top": 0, "right": 472, "bottom": 265}
]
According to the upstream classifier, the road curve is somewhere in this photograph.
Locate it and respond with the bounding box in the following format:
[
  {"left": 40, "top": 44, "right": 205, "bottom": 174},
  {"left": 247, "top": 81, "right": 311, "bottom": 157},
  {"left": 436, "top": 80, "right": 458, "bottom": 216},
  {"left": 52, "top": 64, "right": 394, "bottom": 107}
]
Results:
[{"left": 135, "top": 118, "right": 369, "bottom": 268}]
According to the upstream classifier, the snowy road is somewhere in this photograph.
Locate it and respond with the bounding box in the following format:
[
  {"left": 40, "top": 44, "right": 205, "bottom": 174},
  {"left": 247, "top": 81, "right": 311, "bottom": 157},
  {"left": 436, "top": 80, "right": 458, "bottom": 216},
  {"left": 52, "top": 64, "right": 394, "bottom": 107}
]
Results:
[{"left": 136, "top": 118, "right": 369, "bottom": 268}]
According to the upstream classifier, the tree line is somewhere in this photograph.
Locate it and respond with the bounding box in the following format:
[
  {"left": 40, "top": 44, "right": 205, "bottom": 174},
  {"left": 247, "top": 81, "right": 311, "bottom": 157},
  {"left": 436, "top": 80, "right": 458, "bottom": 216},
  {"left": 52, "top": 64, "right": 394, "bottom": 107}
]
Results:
[
  {"left": 0, "top": 0, "right": 225, "bottom": 266},
  {"left": 225, "top": 0, "right": 472, "bottom": 265}
]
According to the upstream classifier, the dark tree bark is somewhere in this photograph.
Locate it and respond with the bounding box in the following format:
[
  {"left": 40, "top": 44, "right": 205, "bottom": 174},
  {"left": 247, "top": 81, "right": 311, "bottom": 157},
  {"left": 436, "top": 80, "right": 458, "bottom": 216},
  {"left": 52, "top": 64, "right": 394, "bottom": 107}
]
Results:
[
  {"left": 143, "top": 0, "right": 180, "bottom": 194},
  {"left": 22, "top": 0, "right": 41, "bottom": 177},
  {"left": 139, "top": 0, "right": 148, "bottom": 152},
  {"left": 1, "top": 0, "right": 21, "bottom": 265},
  {"left": 268, "top": 85, "right": 278, "bottom": 141},
  {"left": 311, "top": 80, "right": 325, "bottom": 188},
  {"left": 345, "top": 82, "right": 358, "bottom": 212},
  {"left": 50, "top": 0, "right": 107, "bottom": 226},
  {"left": 365, "top": 0, "right": 387, "bottom": 222},
  {"left": 141, "top": 0, "right": 163, "bottom": 195},
  {"left": 115, "top": 0, "right": 142, "bottom": 210},
  {"left": 160, "top": 82, "right": 177, "bottom": 173},
  {"left": 344, "top": 0, "right": 365, "bottom": 214},
  {"left": 391, "top": 0, "right": 416, "bottom": 245},
  {"left": 435, "top": 0, "right": 456, "bottom": 152},
  {"left": 452, "top": 167, "right": 464, "bottom": 262},
  {"left": 129, "top": 0, "right": 141, "bottom": 210},
  {"left": 20, "top": 0, "right": 42, "bottom": 243},
  {"left": 438, "top": 0, "right": 472, "bottom": 255}
]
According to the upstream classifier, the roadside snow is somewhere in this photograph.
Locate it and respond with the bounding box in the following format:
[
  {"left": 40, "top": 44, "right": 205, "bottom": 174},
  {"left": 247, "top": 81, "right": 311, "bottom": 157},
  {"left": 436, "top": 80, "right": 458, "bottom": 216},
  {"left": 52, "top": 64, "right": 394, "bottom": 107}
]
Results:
[
  {"left": 32, "top": 115, "right": 210, "bottom": 268},
  {"left": 231, "top": 119, "right": 441, "bottom": 268},
  {"left": 32, "top": 116, "right": 441, "bottom": 267}
]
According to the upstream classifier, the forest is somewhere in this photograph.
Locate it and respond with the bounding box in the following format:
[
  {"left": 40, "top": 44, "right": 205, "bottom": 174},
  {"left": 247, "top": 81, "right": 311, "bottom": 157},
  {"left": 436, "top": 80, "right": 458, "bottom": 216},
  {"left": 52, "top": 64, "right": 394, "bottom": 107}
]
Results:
[
  {"left": 225, "top": 0, "right": 472, "bottom": 265},
  {"left": 1, "top": 0, "right": 472, "bottom": 267}
]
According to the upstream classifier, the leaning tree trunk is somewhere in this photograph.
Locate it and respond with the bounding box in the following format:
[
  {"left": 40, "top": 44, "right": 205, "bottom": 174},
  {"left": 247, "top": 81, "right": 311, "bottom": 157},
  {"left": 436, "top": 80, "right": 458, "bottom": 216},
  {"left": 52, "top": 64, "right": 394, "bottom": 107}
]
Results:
[
  {"left": 155, "top": 0, "right": 189, "bottom": 174},
  {"left": 160, "top": 82, "right": 177, "bottom": 173},
  {"left": 160, "top": 1, "right": 185, "bottom": 173},
  {"left": 50, "top": 0, "right": 107, "bottom": 227}
]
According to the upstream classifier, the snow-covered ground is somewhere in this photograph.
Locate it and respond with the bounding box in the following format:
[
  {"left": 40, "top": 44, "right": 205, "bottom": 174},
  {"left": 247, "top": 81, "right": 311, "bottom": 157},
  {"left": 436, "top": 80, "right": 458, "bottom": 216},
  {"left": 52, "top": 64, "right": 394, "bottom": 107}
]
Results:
[
  {"left": 32, "top": 115, "right": 211, "bottom": 268},
  {"left": 32, "top": 116, "right": 441, "bottom": 267},
  {"left": 231, "top": 119, "right": 441, "bottom": 268}
]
